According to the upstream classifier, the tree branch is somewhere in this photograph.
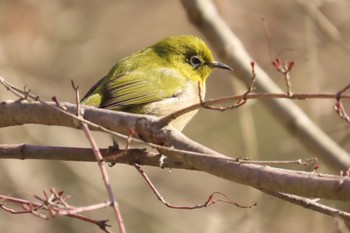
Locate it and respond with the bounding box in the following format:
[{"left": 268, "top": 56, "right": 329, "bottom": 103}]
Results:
[
  {"left": 1, "top": 100, "right": 350, "bottom": 201},
  {"left": 0, "top": 143, "right": 196, "bottom": 170}
]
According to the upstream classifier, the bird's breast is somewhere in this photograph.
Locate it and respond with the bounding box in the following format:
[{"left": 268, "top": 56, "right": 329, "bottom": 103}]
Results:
[{"left": 142, "top": 80, "right": 205, "bottom": 131}]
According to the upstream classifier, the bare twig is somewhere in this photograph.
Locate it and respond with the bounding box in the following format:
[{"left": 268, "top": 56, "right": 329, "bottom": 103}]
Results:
[
  {"left": 0, "top": 190, "right": 112, "bottom": 232},
  {"left": 81, "top": 124, "right": 125, "bottom": 233},
  {"left": 262, "top": 17, "right": 273, "bottom": 62},
  {"left": 234, "top": 61, "right": 257, "bottom": 107},
  {"left": 238, "top": 157, "right": 318, "bottom": 167},
  {"left": 263, "top": 17, "right": 296, "bottom": 96},
  {"left": 70, "top": 80, "right": 126, "bottom": 233},
  {"left": 334, "top": 83, "right": 350, "bottom": 124},
  {"left": 157, "top": 92, "right": 350, "bottom": 131},
  {"left": 272, "top": 58, "right": 295, "bottom": 96},
  {"left": 134, "top": 163, "right": 256, "bottom": 209},
  {"left": 263, "top": 189, "right": 350, "bottom": 221}
]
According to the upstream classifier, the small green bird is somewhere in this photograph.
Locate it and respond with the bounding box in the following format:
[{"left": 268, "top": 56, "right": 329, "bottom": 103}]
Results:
[{"left": 81, "top": 35, "right": 232, "bottom": 131}]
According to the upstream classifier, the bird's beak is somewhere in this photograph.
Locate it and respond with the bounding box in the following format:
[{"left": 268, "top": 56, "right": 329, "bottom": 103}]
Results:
[{"left": 209, "top": 61, "right": 233, "bottom": 71}]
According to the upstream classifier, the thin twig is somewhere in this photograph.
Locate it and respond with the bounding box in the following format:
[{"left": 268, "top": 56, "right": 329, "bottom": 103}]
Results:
[
  {"left": 0, "top": 191, "right": 112, "bottom": 231},
  {"left": 158, "top": 92, "right": 350, "bottom": 128},
  {"left": 81, "top": 123, "right": 125, "bottom": 233},
  {"left": 234, "top": 61, "right": 257, "bottom": 107},
  {"left": 263, "top": 189, "right": 350, "bottom": 221},
  {"left": 238, "top": 157, "right": 318, "bottom": 167},
  {"left": 133, "top": 163, "right": 256, "bottom": 209},
  {"left": 334, "top": 82, "right": 350, "bottom": 124},
  {"left": 262, "top": 17, "right": 274, "bottom": 62},
  {"left": 70, "top": 80, "right": 126, "bottom": 233},
  {"left": 272, "top": 59, "right": 295, "bottom": 96}
]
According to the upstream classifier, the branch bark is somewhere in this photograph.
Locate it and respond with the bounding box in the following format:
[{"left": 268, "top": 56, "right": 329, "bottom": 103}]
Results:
[
  {"left": 1, "top": 100, "right": 350, "bottom": 201},
  {"left": 0, "top": 143, "right": 196, "bottom": 170}
]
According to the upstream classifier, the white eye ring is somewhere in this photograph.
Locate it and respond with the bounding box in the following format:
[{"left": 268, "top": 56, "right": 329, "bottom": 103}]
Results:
[{"left": 189, "top": 55, "right": 202, "bottom": 68}]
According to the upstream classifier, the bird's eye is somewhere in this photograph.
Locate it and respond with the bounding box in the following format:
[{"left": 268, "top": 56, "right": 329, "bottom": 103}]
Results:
[{"left": 189, "top": 55, "right": 202, "bottom": 69}]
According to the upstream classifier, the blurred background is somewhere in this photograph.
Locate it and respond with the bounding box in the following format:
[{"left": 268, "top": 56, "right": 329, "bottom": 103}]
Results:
[{"left": 1, "top": 0, "right": 350, "bottom": 232}]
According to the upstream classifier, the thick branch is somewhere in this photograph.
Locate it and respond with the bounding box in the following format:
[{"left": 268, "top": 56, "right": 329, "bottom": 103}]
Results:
[
  {"left": 0, "top": 144, "right": 196, "bottom": 170},
  {"left": 1, "top": 101, "right": 350, "bottom": 201},
  {"left": 0, "top": 100, "right": 138, "bottom": 136}
]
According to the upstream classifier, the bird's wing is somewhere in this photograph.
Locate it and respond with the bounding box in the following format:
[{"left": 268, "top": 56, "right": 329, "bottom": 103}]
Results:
[{"left": 82, "top": 68, "right": 187, "bottom": 111}]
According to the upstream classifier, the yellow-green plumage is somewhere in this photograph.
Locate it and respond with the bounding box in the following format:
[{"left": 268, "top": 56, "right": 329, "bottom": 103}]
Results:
[{"left": 81, "top": 35, "right": 232, "bottom": 131}]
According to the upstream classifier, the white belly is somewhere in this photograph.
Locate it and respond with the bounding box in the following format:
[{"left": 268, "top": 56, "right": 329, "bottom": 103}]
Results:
[{"left": 143, "top": 81, "right": 205, "bottom": 131}]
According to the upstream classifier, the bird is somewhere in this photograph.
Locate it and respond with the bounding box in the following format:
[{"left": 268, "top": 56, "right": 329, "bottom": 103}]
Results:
[{"left": 81, "top": 35, "right": 233, "bottom": 131}]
